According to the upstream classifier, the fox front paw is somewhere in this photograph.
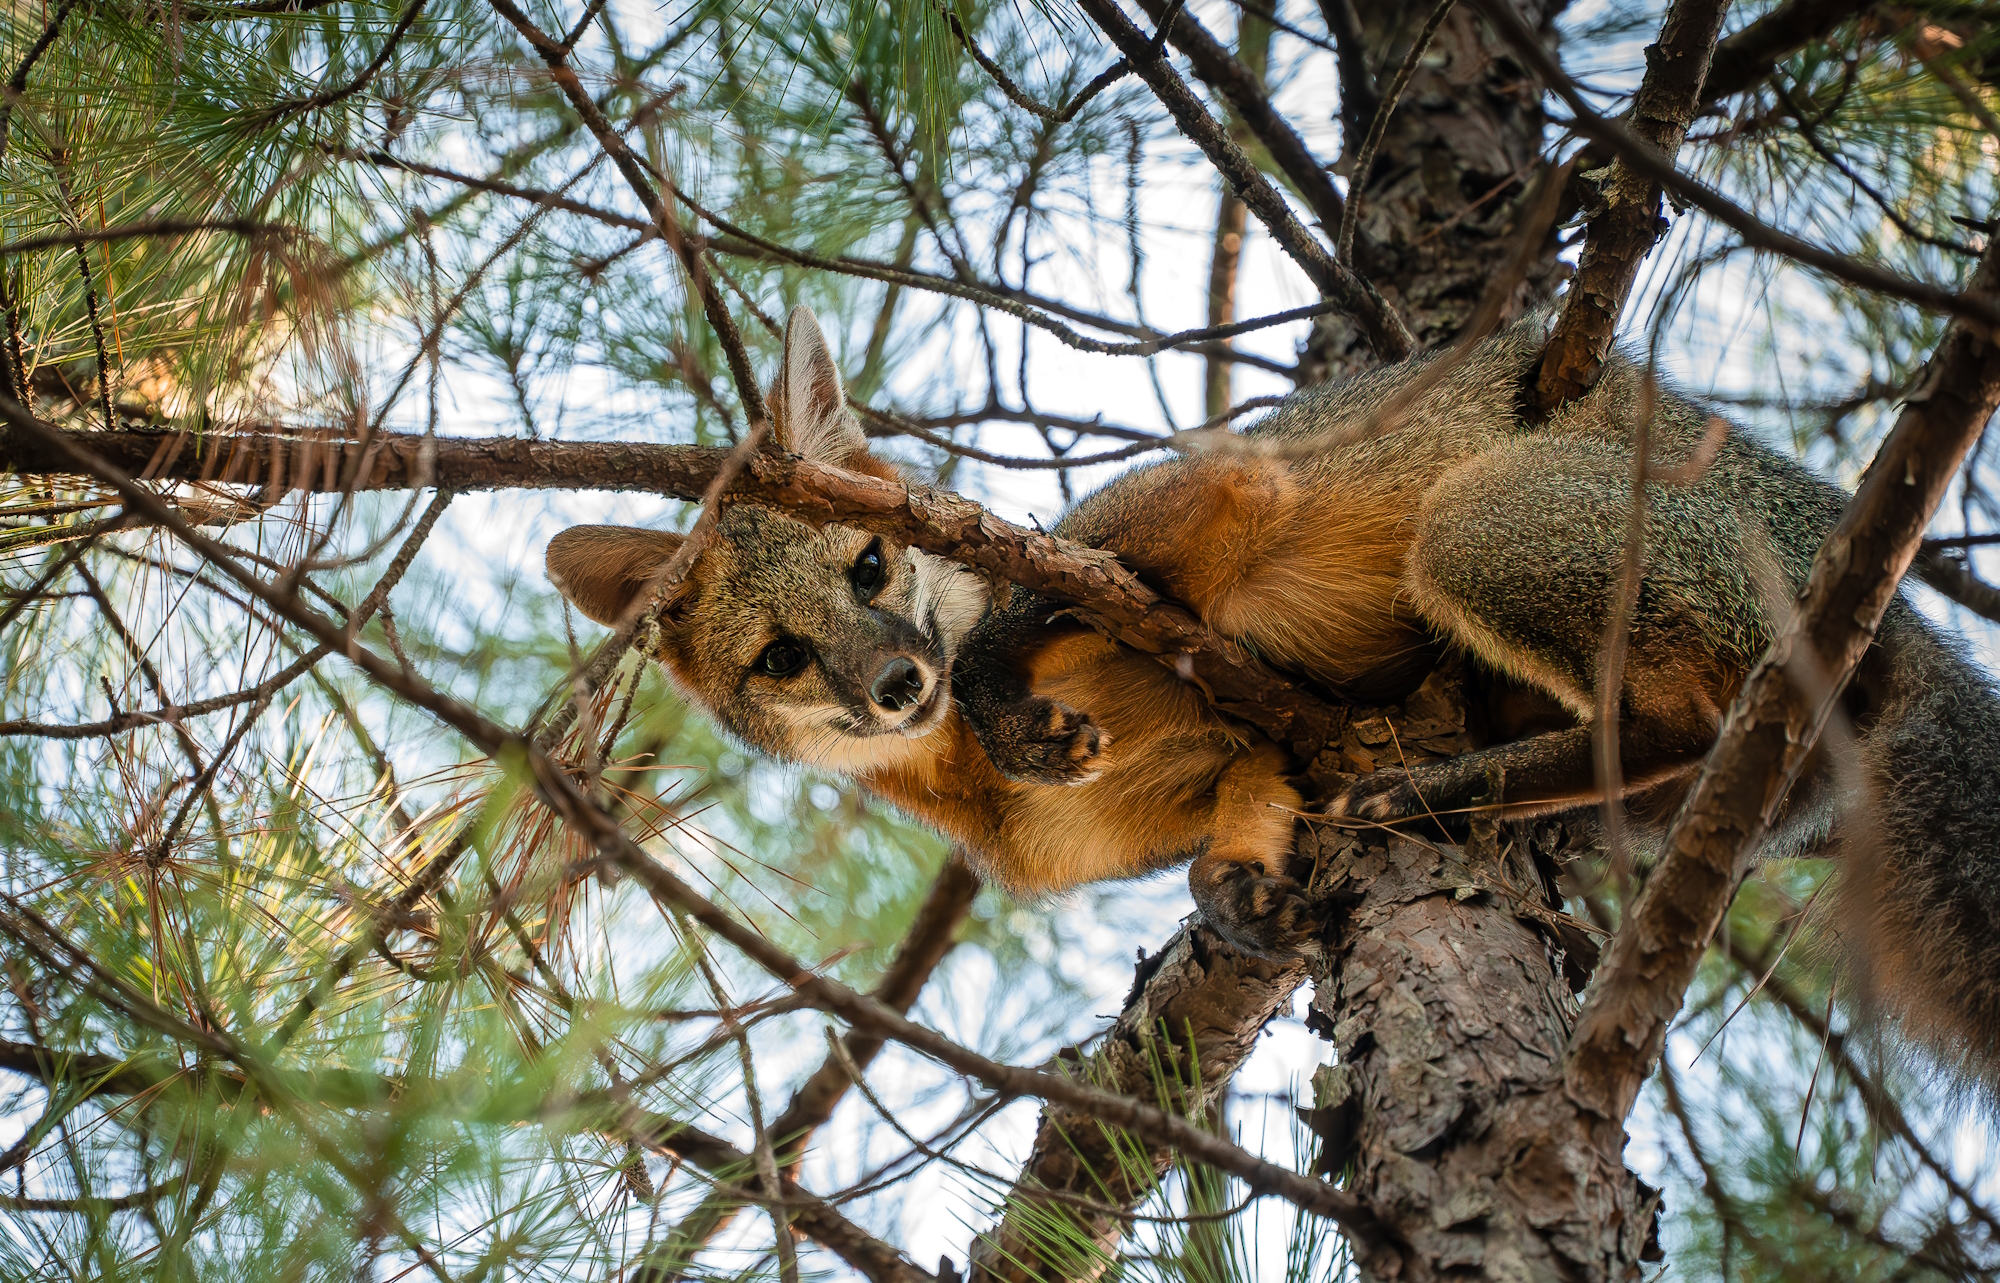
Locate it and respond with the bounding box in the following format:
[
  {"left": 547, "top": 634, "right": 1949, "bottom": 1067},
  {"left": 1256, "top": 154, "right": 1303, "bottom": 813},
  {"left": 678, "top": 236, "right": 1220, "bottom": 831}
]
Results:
[
  {"left": 1190, "top": 856, "right": 1320, "bottom": 960},
  {"left": 989, "top": 699, "right": 1110, "bottom": 785}
]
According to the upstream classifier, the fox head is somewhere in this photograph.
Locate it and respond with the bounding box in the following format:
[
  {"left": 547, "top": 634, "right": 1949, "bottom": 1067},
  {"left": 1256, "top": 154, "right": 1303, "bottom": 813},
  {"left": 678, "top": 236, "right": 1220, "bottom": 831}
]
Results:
[{"left": 546, "top": 307, "right": 989, "bottom": 776}]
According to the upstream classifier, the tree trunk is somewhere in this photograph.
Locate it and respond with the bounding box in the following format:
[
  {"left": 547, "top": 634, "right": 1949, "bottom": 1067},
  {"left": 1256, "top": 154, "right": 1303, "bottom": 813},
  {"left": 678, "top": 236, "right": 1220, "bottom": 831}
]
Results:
[
  {"left": 967, "top": 661, "right": 1658, "bottom": 1280},
  {"left": 1305, "top": 0, "right": 1572, "bottom": 378},
  {"left": 1293, "top": 664, "right": 1658, "bottom": 1281},
  {"left": 971, "top": 4, "right": 1670, "bottom": 1277}
]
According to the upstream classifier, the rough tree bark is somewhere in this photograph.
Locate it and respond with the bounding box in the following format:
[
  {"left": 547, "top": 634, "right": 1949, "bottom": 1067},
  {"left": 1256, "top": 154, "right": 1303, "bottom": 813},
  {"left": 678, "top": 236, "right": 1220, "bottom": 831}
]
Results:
[
  {"left": 1564, "top": 214, "right": 2000, "bottom": 1132},
  {"left": 967, "top": 654, "right": 1654, "bottom": 1280},
  {"left": 1294, "top": 666, "right": 1656, "bottom": 1281},
  {"left": 1305, "top": 0, "right": 1572, "bottom": 377}
]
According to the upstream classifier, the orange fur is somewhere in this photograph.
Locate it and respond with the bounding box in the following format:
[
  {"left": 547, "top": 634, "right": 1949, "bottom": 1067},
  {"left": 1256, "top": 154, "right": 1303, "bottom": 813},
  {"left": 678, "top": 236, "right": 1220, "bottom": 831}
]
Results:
[{"left": 864, "top": 635, "right": 1299, "bottom": 896}]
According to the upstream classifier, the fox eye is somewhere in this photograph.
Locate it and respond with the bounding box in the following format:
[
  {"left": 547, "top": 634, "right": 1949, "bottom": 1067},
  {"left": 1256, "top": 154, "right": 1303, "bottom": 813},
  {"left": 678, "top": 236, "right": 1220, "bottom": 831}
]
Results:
[
  {"left": 756, "top": 639, "right": 809, "bottom": 678},
  {"left": 850, "top": 541, "right": 886, "bottom": 595}
]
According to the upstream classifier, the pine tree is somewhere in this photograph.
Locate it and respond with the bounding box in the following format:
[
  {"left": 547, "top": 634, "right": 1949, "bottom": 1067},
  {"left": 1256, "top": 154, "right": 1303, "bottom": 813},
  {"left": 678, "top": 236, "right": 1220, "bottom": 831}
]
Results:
[{"left": 0, "top": 0, "right": 1996, "bottom": 1278}]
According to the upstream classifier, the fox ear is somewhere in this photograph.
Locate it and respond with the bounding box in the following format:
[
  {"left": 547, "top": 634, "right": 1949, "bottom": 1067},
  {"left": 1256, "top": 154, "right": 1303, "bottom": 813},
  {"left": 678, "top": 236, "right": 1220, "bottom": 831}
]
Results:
[
  {"left": 769, "top": 306, "right": 866, "bottom": 465},
  {"left": 546, "top": 525, "right": 688, "bottom": 627}
]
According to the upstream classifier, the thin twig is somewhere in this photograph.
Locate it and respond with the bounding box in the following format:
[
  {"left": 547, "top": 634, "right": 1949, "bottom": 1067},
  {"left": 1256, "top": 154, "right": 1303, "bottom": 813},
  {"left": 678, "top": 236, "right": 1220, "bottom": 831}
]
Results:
[
  {"left": 1465, "top": 0, "right": 2000, "bottom": 334},
  {"left": 0, "top": 0, "right": 82, "bottom": 158},
  {"left": 257, "top": 0, "right": 430, "bottom": 122},
  {"left": 1772, "top": 79, "right": 1976, "bottom": 258},
  {"left": 940, "top": 3, "right": 1129, "bottom": 124},
  {"left": 1, "top": 397, "right": 1385, "bottom": 1248},
  {"left": 0, "top": 219, "right": 298, "bottom": 257},
  {"left": 1562, "top": 199, "right": 2000, "bottom": 1132},
  {"left": 1077, "top": 0, "right": 1414, "bottom": 359}
]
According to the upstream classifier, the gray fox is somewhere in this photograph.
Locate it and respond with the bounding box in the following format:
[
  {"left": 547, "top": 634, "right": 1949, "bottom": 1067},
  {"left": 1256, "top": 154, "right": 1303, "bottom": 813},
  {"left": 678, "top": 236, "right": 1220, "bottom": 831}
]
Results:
[{"left": 548, "top": 307, "right": 2000, "bottom": 1089}]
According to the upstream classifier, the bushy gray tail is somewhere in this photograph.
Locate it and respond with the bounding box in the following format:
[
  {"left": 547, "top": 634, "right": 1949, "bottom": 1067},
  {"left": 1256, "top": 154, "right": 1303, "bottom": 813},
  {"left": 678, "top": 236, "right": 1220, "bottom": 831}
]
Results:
[{"left": 1842, "top": 614, "right": 2000, "bottom": 1095}]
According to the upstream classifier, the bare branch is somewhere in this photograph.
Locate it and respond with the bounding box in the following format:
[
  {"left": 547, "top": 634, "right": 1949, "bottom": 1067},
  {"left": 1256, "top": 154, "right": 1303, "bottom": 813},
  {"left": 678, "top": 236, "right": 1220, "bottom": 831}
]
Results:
[
  {"left": 1127, "top": 0, "right": 1350, "bottom": 245},
  {"left": 969, "top": 925, "right": 1306, "bottom": 1283},
  {"left": 1531, "top": 0, "right": 1731, "bottom": 407},
  {"left": 1701, "top": 0, "right": 1875, "bottom": 105},
  {"left": 941, "top": 4, "right": 1131, "bottom": 124},
  {"left": 1915, "top": 546, "right": 2000, "bottom": 623},
  {"left": 0, "top": 219, "right": 299, "bottom": 257},
  {"left": 0, "top": 394, "right": 1386, "bottom": 1246}
]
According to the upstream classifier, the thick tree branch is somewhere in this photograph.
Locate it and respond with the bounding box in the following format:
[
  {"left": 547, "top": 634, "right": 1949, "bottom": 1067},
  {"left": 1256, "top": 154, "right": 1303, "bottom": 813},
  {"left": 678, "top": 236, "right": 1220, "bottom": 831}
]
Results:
[
  {"left": 1075, "top": 0, "right": 1415, "bottom": 360},
  {"left": 1562, "top": 219, "right": 2000, "bottom": 1129},
  {"left": 0, "top": 219, "right": 296, "bottom": 257},
  {"left": 969, "top": 925, "right": 1307, "bottom": 1283},
  {"left": 1532, "top": 0, "right": 1731, "bottom": 408},
  {"left": 1303, "top": 808, "right": 1657, "bottom": 1280},
  {"left": 1701, "top": 0, "right": 1874, "bottom": 106}
]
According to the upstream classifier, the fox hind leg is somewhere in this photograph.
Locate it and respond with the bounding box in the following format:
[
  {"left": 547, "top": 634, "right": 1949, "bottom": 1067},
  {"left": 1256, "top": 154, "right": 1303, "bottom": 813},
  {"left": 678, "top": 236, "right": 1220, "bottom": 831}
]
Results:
[{"left": 1340, "top": 437, "right": 1756, "bottom": 823}]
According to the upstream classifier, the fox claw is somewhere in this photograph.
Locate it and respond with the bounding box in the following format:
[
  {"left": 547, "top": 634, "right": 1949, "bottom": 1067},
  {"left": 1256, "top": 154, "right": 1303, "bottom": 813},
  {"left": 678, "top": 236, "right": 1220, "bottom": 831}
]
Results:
[
  {"left": 989, "top": 699, "right": 1110, "bottom": 785},
  {"left": 1190, "top": 856, "right": 1320, "bottom": 960}
]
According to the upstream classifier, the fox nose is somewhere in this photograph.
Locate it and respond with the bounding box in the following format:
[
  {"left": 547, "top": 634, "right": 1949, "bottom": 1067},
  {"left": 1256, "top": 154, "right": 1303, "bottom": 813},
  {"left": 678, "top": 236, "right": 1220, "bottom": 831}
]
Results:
[{"left": 869, "top": 658, "right": 926, "bottom": 713}]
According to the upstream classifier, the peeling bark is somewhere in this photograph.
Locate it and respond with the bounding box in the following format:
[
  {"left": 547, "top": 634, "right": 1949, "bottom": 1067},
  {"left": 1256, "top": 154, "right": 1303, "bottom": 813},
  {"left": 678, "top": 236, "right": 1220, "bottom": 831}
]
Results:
[
  {"left": 1296, "top": 665, "right": 1656, "bottom": 1282},
  {"left": 971, "top": 662, "right": 1657, "bottom": 1281},
  {"left": 1302, "top": 829, "right": 1657, "bottom": 1280}
]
